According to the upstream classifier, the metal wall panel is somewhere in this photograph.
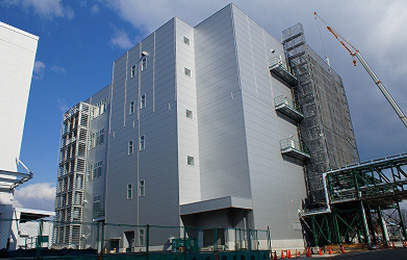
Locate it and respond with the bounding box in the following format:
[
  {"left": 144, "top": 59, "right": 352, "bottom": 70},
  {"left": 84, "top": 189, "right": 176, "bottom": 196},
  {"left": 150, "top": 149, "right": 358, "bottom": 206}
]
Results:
[{"left": 232, "top": 6, "right": 306, "bottom": 244}]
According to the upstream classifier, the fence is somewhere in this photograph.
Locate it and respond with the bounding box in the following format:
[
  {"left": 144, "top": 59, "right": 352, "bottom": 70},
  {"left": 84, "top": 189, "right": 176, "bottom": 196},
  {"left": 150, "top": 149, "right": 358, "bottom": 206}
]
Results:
[{"left": 1, "top": 219, "right": 270, "bottom": 255}]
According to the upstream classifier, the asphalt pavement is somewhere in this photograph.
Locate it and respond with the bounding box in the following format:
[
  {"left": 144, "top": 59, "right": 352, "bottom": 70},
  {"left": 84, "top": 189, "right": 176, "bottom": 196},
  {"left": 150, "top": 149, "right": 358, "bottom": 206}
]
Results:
[{"left": 305, "top": 247, "right": 407, "bottom": 260}]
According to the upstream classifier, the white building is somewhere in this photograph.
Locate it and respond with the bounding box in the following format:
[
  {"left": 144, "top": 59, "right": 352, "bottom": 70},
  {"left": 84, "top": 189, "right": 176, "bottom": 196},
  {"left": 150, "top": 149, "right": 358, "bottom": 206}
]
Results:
[
  {"left": 0, "top": 21, "right": 38, "bottom": 249},
  {"left": 55, "top": 4, "right": 356, "bottom": 251}
]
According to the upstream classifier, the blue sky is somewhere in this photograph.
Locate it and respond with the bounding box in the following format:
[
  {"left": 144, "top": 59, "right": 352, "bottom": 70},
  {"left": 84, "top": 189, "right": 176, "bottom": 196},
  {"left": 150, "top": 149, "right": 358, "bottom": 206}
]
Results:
[{"left": 1, "top": 0, "right": 406, "bottom": 211}]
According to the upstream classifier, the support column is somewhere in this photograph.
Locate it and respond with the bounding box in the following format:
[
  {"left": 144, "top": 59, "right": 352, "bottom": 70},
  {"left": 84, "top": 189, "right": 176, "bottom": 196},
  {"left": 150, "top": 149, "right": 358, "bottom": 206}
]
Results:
[
  {"left": 366, "top": 205, "right": 377, "bottom": 243},
  {"left": 324, "top": 215, "right": 331, "bottom": 244},
  {"left": 377, "top": 206, "right": 389, "bottom": 244},
  {"left": 312, "top": 216, "right": 319, "bottom": 246},
  {"left": 396, "top": 202, "right": 407, "bottom": 240},
  {"left": 333, "top": 212, "right": 341, "bottom": 244},
  {"left": 360, "top": 201, "right": 371, "bottom": 243}
]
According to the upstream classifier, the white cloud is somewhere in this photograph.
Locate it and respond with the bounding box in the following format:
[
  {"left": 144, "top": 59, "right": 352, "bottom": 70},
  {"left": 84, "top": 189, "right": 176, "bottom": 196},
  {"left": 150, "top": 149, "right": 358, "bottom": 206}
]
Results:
[
  {"left": 110, "top": 29, "right": 134, "bottom": 50},
  {"left": 33, "top": 60, "right": 45, "bottom": 79},
  {"left": 57, "top": 98, "right": 69, "bottom": 113},
  {"left": 14, "top": 183, "right": 56, "bottom": 211},
  {"left": 50, "top": 64, "right": 67, "bottom": 74},
  {"left": 90, "top": 4, "right": 100, "bottom": 15},
  {"left": 8, "top": 0, "right": 75, "bottom": 19}
]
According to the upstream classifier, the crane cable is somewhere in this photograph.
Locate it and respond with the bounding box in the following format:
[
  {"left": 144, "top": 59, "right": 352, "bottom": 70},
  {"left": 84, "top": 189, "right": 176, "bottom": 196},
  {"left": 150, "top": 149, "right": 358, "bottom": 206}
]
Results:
[
  {"left": 314, "top": 12, "right": 330, "bottom": 67},
  {"left": 314, "top": 12, "right": 358, "bottom": 66}
]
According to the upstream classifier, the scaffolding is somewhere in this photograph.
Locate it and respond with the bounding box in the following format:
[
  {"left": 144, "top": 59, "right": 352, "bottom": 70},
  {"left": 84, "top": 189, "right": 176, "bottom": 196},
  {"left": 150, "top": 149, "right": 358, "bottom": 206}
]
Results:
[
  {"left": 54, "top": 102, "right": 91, "bottom": 248},
  {"left": 282, "top": 23, "right": 359, "bottom": 206}
]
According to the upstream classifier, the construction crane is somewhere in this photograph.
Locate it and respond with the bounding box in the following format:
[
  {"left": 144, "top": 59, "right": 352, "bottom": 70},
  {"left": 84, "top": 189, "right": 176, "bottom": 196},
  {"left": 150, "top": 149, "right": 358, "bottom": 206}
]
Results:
[{"left": 314, "top": 12, "right": 407, "bottom": 128}]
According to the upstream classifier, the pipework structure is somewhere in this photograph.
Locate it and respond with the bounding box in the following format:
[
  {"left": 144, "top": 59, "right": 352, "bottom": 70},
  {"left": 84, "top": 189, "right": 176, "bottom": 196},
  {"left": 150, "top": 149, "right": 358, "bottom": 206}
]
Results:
[{"left": 301, "top": 153, "right": 407, "bottom": 246}]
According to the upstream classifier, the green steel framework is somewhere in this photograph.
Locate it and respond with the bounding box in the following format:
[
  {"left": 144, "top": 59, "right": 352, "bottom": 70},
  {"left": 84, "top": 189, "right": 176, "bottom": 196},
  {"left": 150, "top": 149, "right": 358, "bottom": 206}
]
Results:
[{"left": 301, "top": 153, "right": 407, "bottom": 246}]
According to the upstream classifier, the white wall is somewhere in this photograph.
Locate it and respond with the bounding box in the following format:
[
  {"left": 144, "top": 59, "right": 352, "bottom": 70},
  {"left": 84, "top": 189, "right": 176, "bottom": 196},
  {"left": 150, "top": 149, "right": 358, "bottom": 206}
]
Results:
[
  {"left": 195, "top": 5, "right": 252, "bottom": 201},
  {"left": 0, "top": 21, "right": 38, "bottom": 172},
  {"left": 232, "top": 6, "right": 305, "bottom": 243},
  {"left": 175, "top": 19, "right": 201, "bottom": 206},
  {"left": 0, "top": 21, "right": 38, "bottom": 249},
  {"left": 106, "top": 19, "right": 180, "bottom": 229}
]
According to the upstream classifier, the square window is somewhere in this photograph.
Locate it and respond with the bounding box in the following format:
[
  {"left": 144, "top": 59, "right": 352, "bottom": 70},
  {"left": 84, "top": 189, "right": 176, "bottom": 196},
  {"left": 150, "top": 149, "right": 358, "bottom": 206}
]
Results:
[
  {"left": 183, "top": 36, "right": 190, "bottom": 45},
  {"left": 186, "top": 109, "right": 193, "bottom": 119},
  {"left": 187, "top": 156, "right": 195, "bottom": 166},
  {"left": 127, "top": 183, "right": 133, "bottom": 199},
  {"left": 184, "top": 67, "right": 191, "bottom": 77},
  {"left": 131, "top": 65, "right": 136, "bottom": 78}
]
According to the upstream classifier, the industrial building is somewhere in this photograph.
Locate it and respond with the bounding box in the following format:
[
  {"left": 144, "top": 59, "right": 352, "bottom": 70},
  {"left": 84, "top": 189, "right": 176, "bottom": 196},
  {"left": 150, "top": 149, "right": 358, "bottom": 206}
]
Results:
[
  {"left": 54, "top": 4, "right": 358, "bottom": 251},
  {"left": 0, "top": 21, "right": 38, "bottom": 249}
]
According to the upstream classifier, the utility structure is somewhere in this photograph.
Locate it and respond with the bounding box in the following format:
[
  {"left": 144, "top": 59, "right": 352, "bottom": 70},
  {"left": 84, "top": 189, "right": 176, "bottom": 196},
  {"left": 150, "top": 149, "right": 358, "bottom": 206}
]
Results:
[
  {"left": 301, "top": 153, "right": 407, "bottom": 246},
  {"left": 314, "top": 12, "right": 407, "bottom": 128}
]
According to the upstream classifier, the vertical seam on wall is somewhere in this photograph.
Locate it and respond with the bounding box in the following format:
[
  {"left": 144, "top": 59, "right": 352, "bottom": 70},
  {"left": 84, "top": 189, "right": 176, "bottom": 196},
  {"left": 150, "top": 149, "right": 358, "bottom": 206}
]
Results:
[
  {"left": 104, "top": 83, "right": 112, "bottom": 221},
  {"left": 231, "top": 5, "right": 253, "bottom": 202},
  {"left": 153, "top": 31, "right": 156, "bottom": 112},
  {"left": 124, "top": 52, "right": 128, "bottom": 127},
  {"left": 136, "top": 44, "right": 142, "bottom": 226},
  {"left": 231, "top": 6, "right": 242, "bottom": 91},
  {"left": 109, "top": 64, "right": 115, "bottom": 134},
  {"left": 246, "top": 16, "right": 259, "bottom": 97},
  {"left": 174, "top": 18, "right": 181, "bottom": 225},
  {"left": 174, "top": 19, "right": 177, "bottom": 102}
]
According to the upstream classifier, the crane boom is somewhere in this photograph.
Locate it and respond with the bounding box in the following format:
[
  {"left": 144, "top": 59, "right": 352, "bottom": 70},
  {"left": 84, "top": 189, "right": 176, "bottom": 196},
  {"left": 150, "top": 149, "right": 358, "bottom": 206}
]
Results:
[{"left": 314, "top": 12, "right": 407, "bottom": 128}]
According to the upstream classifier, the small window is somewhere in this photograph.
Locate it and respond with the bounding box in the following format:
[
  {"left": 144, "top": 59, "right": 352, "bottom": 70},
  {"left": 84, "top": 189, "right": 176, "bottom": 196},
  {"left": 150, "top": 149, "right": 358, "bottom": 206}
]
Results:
[
  {"left": 187, "top": 156, "right": 195, "bottom": 166},
  {"left": 93, "top": 195, "right": 101, "bottom": 210},
  {"left": 131, "top": 65, "right": 136, "bottom": 78},
  {"left": 128, "top": 140, "right": 134, "bottom": 155},
  {"left": 186, "top": 109, "right": 193, "bottom": 119},
  {"left": 141, "top": 57, "right": 147, "bottom": 71},
  {"left": 184, "top": 67, "right": 191, "bottom": 77},
  {"left": 129, "top": 101, "right": 135, "bottom": 115},
  {"left": 139, "top": 180, "right": 145, "bottom": 197},
  {"left": 138, "top": 229, "right": 145, "bottom": 246},
  {"left": 96, "top": 161, "right": 102, "bottom": 177},
  {"left": 127, "top": 183, "right": 133, "bottom": 199},
  {"left": 183, "top": 36, "right": 190, "bottom": 45},
  {"left": 140, "top": 94, "right": 146, "bottom": 109},
  {"left": 139, "top": 136, "right": 145, "bottom": 151}
]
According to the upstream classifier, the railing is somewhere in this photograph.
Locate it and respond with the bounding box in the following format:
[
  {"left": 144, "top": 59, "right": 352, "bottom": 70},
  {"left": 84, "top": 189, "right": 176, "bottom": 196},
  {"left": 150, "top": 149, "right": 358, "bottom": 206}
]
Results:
[
  {"left": 268, "top": 56, "right": 297, "bottom": 77},
  {"left": 1, "top": 219, "right": 270, "bottom": 256},
  {"left": 274, "top": 95, "right": 303, "bottom": 114},
  {"left": 280, "top": 138, "right": 309, "bottom": 154},
  {"left": 93, "top": 208, "right": 105, "bottom": 219}
]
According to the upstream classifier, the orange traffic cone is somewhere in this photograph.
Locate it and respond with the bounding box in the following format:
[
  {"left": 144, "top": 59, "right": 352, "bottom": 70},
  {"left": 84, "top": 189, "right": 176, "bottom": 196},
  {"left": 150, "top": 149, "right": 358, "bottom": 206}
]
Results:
[
  {"left": 295, "top": 250, "right": 299, "bottom": 258},
  {"left": 319, "top": 248, "right": 323, "bottom": 255},
  {"left": 404, "top": 241, "right": 407, "bottom": 247},
  {"left": 306, "top": 247, "right": 312, "bottom": 257},
  {"left": 392, "top": 242, "right": 395, "bottom": 249},
  {"left": 281, "top": 249, "right": 285, "bottom": 259},
  {"left": 287, "top": 249, "right": 291, "bottom": 258},
  {"left": 340, "top": 245, "right": 345, "bottom": 254},
  {"left": 328, "top": 247, "right": 333, "bottom": 255}
]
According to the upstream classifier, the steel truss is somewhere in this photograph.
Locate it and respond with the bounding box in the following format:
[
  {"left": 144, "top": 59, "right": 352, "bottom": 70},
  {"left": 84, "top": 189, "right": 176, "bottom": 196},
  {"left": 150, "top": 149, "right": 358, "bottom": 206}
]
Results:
[{"left": 302, "top": 154, "right": 407, "bottom": 246}]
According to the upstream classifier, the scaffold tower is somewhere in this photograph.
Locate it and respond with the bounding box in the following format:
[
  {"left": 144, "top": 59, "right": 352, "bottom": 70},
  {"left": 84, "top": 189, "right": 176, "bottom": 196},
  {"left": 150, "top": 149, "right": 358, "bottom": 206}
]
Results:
[{"left": 54, "top": 102, "right": 91, "bottom": 247}]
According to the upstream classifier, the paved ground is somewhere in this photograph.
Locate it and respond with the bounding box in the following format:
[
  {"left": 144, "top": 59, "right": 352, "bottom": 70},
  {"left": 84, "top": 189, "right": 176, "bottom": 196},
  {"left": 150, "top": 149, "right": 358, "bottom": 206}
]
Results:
[{"left": 304, "top": 247, "right": 407, "bottom": 259}]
